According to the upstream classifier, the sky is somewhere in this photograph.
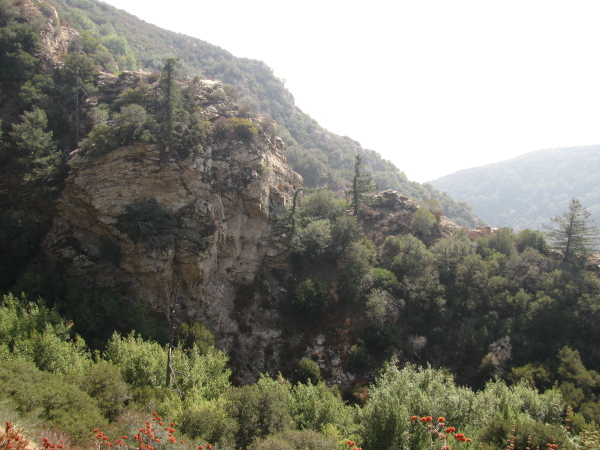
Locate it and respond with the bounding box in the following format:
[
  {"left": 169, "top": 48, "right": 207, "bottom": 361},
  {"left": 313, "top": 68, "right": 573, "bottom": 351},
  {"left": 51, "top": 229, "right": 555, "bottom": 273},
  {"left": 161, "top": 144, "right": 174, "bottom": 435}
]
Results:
[{"left": 101, "top": 0, "right": 600, "bottom": 183}]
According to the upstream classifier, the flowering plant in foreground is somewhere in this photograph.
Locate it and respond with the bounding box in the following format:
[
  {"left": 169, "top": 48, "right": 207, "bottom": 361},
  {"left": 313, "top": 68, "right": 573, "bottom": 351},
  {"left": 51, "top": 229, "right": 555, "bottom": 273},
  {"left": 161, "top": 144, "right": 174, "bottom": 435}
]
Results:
[
  {"left": 345, "top": 438, "right": 362, "bottom": 450},
  {"left": 410, "top": 415, "right": 472, "bottom": 450},
  {"left": 92, "top": 413, "right": 212, "bottom": 450}
]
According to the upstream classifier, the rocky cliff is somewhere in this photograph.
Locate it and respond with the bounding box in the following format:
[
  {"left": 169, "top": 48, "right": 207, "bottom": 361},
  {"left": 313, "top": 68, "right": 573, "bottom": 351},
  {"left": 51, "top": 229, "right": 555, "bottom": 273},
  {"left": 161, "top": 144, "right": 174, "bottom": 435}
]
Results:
[{"left": 42, "top": 77, "right": 303, "bottom": 381}]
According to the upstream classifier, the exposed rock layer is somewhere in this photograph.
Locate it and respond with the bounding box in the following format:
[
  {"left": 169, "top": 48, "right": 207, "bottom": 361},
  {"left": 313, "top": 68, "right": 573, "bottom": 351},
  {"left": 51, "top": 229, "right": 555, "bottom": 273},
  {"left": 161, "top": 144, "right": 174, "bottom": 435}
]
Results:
[{"left": 44, "top": 101, "right": 302, "bottom": 380}]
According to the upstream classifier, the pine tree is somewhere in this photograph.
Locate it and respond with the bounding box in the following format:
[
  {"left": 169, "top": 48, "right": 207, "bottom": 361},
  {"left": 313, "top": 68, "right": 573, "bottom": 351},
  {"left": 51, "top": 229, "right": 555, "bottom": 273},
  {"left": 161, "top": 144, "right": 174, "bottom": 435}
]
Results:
[
  {"left": 158, "top": 57, "right": 183, "bottom": 154},
  {"left": 347, "top": 154, "right": 377, "bottom": 216},
  {"left": 544, "top": 198, "right": 600, "bottom": 262},
  {"left": 62, "top": 53, "right": 98, "bottom": 146}
]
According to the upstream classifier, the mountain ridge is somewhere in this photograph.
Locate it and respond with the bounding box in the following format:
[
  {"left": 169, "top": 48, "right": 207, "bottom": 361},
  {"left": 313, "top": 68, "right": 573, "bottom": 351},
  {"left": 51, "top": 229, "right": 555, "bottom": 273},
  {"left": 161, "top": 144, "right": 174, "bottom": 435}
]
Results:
[{"left": 430, "top": 145, "right": 600, "bottom": 231}]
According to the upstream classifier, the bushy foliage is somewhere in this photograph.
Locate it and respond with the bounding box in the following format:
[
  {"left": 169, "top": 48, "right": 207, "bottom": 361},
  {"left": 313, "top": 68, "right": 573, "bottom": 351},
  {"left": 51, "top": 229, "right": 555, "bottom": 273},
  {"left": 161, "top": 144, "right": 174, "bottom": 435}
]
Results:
[
  {"left": 248, "top": 429, "right": 337, "bottom": 450},
  {"left": 516, "top": 228, "right": 549, "bottom": 253},
  {"left": 227, "top": 375, "right": 291, "bottom": 450},
  {"left": 294, "top": 358, "right": 322, "bottom": 385},
  {"left": 291, "top": 279, "right": 330, "bottom": 318},
  {"left": 361, "top": 361, "right": 568, "bottom": 450},
  {"left": 288, "top": 381, "right": 354, "bottom": 434},
  {"left": 212, "top": 117, "right": 258, "bottom": 141},
  {"left": 117, "top": 197, "right": 177, "bottom": 249},
  {"left": 291, "top": 219, "right": 332, "bottom": 264},
  {"left": 179, "top": 396, "right": 236, "bottom": 446},
  {"left": 105, "top": 331, "right": 230, "bottom": 401},
  {"left": 0, "top": 360, "right": 107, "bottom": 441},
  {"left": 412, "top": 208, "right": 436, "bottom": 236}
]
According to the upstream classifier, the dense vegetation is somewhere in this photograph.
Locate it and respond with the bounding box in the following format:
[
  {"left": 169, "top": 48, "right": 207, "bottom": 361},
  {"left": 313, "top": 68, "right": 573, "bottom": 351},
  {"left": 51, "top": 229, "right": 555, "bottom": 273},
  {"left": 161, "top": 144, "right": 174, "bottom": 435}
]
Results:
[
  {"left": 430, "top": 146, "right": 600, "bottom": 231},
  {"left": 1, "top": 290, "right": 598, "bottom": 450},
  {"left": 1, "top": 1, "right": 600, "bottom": 449}
]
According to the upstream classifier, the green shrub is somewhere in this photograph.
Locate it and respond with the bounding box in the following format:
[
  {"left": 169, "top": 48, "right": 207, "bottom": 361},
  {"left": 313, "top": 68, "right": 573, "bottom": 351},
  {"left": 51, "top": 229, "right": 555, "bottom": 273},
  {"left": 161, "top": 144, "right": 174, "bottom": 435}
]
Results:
[
  {"left": 231, "top": 118, "right": 258, "bottom": 140},
  {"left": 478, "top": 413, "right": 576, "bottom": 450},
  {"left": 371, "top": 268, "right": 399, "bottom": 291},
  {"left": 288, "top": 381, "right": 353, "bottom": 433},
  {"left": 291, "top": 279, "right": 330, "bottom": 318},
  {"left": 176, "top": 320, "right": 215, "bottom": 355},
  {"left": 248, "top": 429, "right": 337, "bottom": 450},
  {"left": 78, "top": 360, "right": 131, "bottom": 421},
  {"left": 412, "top": 208, "right": 436, "bottom": 236},
  {"left": 298, "top": 189, "right": 345, "bottom": 222},
  {"left": 80, "top": 123, "right": 115, "bottom": 157},
  {"left": 179, "top": 397, "right": 236, "bottom": 446},
  {"left": 516, "top": 228, "right": 549, "bottom": 253},
  {"left": 295, "top": 358, "right": 322, "bottom": 385},
  {"left": 290, "top": 219, "right": 332, "bottom": 264},
  {"left": 227, "top": 375, "right": 291, "bottom": 450},
  {"left": 0, "top": 359, "right": 107, "bottom": 442},
  {"left": 111, "top": 87, "right": 145, "bottom": 111},
  {"left": 117, "top": 197, "right": 176, "bottom": 249},
  {"left": 348, "top": 341, "right": 370, "bottom": 369},
  {"left": 104, "top": 331, "right": 166, "bottom": 388},
  {"left": 112, "top": 104, "right": 152, "bottom": 146}
]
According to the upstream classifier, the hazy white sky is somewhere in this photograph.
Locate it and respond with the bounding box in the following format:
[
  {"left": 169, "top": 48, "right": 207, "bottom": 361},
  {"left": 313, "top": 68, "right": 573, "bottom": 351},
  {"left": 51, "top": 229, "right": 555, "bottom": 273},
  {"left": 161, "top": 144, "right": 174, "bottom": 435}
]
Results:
[{"left": 102, "top": 0, "right": 600, "bottom": 182}]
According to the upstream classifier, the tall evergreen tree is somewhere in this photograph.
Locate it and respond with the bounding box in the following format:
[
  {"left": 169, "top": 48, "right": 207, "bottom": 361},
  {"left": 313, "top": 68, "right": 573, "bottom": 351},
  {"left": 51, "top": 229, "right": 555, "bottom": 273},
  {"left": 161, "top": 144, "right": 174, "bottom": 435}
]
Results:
[
  {"left": 544, "top": 198, "right": 600, "bottom": 262},
  {"left": 62, "top": 53, "right": 98, "bottom": 146},
  {"left": 158, "top": 57, "right": 183, "bottom": 154},
  {"left": 347, "top": 154, "right": 377, "bottom": 216}
]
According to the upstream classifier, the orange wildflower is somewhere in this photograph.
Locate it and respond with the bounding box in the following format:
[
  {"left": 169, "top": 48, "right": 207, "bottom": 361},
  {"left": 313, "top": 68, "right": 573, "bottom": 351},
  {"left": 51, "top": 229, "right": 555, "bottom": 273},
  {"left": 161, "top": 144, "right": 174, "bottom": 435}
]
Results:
[{"left": 438, "top": 417, "right": 446, "bottom": 423}]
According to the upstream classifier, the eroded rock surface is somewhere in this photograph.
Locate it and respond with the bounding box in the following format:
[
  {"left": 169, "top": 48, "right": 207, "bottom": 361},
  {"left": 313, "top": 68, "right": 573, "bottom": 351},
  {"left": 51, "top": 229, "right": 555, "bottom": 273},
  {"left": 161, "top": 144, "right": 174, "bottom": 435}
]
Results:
[{"left": 44, "top": 111, "right": 301, "bottom": 381}]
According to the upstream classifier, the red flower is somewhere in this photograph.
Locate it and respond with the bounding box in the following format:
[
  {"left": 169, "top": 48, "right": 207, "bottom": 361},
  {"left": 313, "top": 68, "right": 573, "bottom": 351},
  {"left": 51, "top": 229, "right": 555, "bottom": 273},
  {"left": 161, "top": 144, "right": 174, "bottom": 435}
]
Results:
[
  {"left": 152, "top": 412, "right": 157, "bottom": 416},
  {"left": 180, "top": 441, "right": 184, "bottom": 444},
  {"left": 438, "top": 417, "right": 446, "bottom": 423},
  {"left": 198, "top": 446, "right": 203, "bottom": 450},
  {"left": 454, "top": 433, "right": 466, "bottom": 441},
  {"left": 466, "top": 438, "right": 473, "bottom": 443},
  {"left": 206, "top": 445, "right": 212, "bottom": 450},
  {"left": 410, "top": 415, "right": 419, "bottom": 421},
  {"left": 446, "top": 427, "right": 456, "bottom": 433}
]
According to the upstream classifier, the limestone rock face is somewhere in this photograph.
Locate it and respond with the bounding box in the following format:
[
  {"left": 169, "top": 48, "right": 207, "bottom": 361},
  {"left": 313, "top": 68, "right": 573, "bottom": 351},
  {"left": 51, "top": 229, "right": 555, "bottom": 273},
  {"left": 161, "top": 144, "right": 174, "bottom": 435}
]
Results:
[{"left": 44, "top": 117, "right": 302, "bottom": 382}]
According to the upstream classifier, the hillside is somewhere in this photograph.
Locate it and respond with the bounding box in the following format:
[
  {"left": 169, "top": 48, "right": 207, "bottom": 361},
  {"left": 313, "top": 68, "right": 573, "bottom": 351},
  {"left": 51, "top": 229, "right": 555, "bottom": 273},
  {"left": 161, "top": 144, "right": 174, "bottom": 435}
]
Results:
[
  {"left": 1, "top": 1, "right": 600, "bottom": 448},
  {"left": 430, "top": 145, "right": 600, "bottom": 231},
  {"left": 29, "top": 0, "right": 479, "bottom": 227}
]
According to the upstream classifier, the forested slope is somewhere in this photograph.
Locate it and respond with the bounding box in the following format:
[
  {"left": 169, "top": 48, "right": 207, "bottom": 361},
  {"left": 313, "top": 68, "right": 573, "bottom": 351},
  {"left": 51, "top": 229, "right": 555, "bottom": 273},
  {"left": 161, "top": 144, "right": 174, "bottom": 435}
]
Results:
[
  {"left": 1, "top": 1, "right": 600, "bottom": 448},
  {"left": 430, "top": 146, "right": 600, "bottom": 230},
  {"left": 39, "top": 0, "right": 480, "bottom": 227}
]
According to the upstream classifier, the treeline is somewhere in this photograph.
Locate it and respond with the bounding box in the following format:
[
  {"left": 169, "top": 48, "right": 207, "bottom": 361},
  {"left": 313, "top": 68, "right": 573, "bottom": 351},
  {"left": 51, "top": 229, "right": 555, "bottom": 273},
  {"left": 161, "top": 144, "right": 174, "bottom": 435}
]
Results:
[{"left": 1, "top": 292, "right": 596, "bottom": 450}]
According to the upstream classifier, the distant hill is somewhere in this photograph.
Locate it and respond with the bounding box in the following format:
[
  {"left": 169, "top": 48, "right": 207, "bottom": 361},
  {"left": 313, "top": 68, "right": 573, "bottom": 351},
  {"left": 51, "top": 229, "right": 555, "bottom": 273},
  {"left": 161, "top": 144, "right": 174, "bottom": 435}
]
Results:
[{"left": 429, "top": 145, "right": 600, "bottom": 231}]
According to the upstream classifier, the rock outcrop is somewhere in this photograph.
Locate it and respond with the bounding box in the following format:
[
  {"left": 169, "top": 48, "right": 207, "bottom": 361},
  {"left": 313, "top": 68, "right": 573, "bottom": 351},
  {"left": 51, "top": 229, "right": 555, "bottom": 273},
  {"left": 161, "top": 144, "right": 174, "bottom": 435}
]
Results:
[{"left": 43, "top": 80, "right": 302, "bottom": 381}]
